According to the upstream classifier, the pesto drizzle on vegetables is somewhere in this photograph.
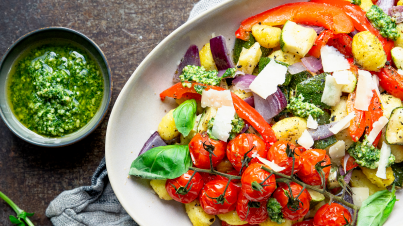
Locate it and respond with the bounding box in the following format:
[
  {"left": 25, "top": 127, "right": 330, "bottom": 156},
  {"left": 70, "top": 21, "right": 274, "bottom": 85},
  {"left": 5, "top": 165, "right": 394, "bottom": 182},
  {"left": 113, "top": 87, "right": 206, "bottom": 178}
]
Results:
[
  {"left": 366, "top": 5, "right": 400, "bottom": 41},
  {"left": 8, "top": 45, "right": 104, "bottom": 137}
]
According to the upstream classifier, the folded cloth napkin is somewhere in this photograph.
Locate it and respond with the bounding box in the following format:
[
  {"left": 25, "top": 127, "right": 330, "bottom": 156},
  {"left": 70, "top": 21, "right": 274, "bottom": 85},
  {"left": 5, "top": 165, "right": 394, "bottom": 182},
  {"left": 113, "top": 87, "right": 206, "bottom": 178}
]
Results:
[{"left": 46, "top": 1, "right": 229, "bottom": 225}]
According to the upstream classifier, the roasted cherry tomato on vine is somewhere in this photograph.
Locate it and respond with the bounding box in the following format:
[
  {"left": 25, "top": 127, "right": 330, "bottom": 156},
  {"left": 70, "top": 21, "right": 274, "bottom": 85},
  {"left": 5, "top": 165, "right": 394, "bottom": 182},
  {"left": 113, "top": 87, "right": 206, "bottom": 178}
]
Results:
[
  {"left": 189, "top": 133, "right": 226, "bottom": 169},
  {"left": 236, "top": 192, "right": 268, "bottom": 224},
  {"left": 221, "top": 222, "right": 254, "bottom": 226},
  {"left": 241, "top": 163, "right": 276, "bottom": 202},
  {"left": 313, "top": 203, "right": 352, "bottom": 226},
  {"left": 272, "top": 182, "right": 311, "bottom": 221},
  {"left": 266, "top": 141, "right": 303, "bottom": 176},
  {"left": 165, "top": 170, "right": 203, "bottom": 203},
  {"left": 292, "top": 219, "right": 314, "bottom": 226},
  {"left": 200, "top": 172, "right": 218, "bottom": 184},
  {"left": 297, "top": 149, "right": 331, "bottom": 186},
  {"left": 199, "top": 179, "right": 240, "bottom": 215},
  {"left": 227, "top": 133, "right": 267, "bottom": 172}
]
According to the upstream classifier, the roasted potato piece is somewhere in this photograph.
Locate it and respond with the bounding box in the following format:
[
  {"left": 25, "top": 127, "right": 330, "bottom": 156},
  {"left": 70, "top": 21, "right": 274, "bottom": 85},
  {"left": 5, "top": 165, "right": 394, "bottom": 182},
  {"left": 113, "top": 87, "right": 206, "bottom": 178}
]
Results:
[
  {"left": 237, "top": 42, "right": 262, "bottom": 74},
  {"left": 150, "top": 180, "right": 173, "bottom": 200},
  {"left": 272, "top": 117, "right": 307, "bottom": 144},
  {"left": 185, "top": 200, "right": 216, "bottom": 226},
  {"left": 352, "top": 31, "right": 386, "bottom": 71},
  {"left": 268, "top": 49, "right": 302, "bottom": 65},
  {"left": 350, "top": 169, "right": 386, "bottom": 195},
  {"left": 334, "top": 128, "right": 354, "bottom": 150},
  {"left": 359, "top": 0, "right": 373, "bottom": 12},
  {"left": 232, "top": 89, "right": 254, "bottom": 100},
  {"left": 157, "top": 109, "right": 180, "bottom": 141},
  {"left": 361, "top": 166, "right": 395, "bottom": 188},
  {"left": 252, "top": 24, "right": 282, "bottom": 48},
  {"left": 199, "top": 43, "right": 217, "bottom": 71},
  {"left": 394, "top": 24, "right": 403, "bottom": 47},
  {"left": 217, "top": 210, "right": 248, "bottom": 225}
]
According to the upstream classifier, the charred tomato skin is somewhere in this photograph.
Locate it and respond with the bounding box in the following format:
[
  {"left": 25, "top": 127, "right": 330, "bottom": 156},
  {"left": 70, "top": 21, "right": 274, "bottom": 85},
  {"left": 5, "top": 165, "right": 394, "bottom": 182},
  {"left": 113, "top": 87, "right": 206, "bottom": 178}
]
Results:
[
  {"left": 199, "top": 179, "right": 240, "bottom": 215},
  {"left": 189, "top": 133, "right": 226, "bottom": 169},
  {"left": 236, "top": 191, "right": 268, "bottom": 224},
  {"left": 266, "top": 141, "right": 304, "bottom": 175},
  {"left": 297, "top": 149, "right": 331, "bottom": 186},
  {"left": 241, "top": 163, "right": 276, "bottom": 202},
  {"left": 165, "top": 170, "right": 203, "bottom": 203},
  {"left": 313, "top": 203, "right": 352, "bottom": 226}
]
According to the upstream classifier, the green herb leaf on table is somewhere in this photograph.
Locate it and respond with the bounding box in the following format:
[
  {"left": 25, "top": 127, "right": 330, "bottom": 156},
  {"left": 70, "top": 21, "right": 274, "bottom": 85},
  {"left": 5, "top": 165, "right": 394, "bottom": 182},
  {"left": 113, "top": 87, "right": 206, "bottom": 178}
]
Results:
[
  {"left": 173, "top": 99, "right": 197, "bottom": 137},
  {"left": 357, "top": 185, "right": 397, "bottom": 226},
  {"left": 129, "top": 145, "right": 192, "bottom": 180},
  {"left": 0, "top": 191, "right": 35, "bottom": 226}
]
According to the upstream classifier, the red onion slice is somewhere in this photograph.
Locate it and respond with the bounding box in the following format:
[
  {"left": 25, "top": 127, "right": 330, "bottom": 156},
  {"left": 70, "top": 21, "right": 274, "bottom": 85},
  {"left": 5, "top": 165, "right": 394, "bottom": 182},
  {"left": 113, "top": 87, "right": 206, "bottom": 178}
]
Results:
[
  {"left": 240, "top": 124, "right": 249, "bottom": 134},
  {"left": 138, "top": 132, "right": 167, "bottom": 156},
  {"left": 377, "top": 0, "right": 394, "bottom": 15},
  {"left": 389, "top": 6, "right": 403, "bottom": 23},
  {"left": 301, "top": 56, "right": 322, "bottom": 73},
  {"left": 349, "top": 29, "right": 359, "bottom": 38},
  {"left": 288, "top": 62, "right": 307, "bottom": 75},
  {"left": 299, "top": 24, "right": 325, "bottom": 34},
  {"left": 232, "top": 74, "right": 256, "bottom": 92},
  {"left": 253, "top": 87, "right": 287, "bottom": 122},
  {"left": 307, "top": 122, "right": 337, "bottom": 141},
  {"left": 210, "top": 36, "right": 235, "bottom": 70},
  {"left": 173, "top": 45, "right": 201, "bottom": 83},
  {"left": 243, "top": 96, "right": 255, "bottom": 107}
]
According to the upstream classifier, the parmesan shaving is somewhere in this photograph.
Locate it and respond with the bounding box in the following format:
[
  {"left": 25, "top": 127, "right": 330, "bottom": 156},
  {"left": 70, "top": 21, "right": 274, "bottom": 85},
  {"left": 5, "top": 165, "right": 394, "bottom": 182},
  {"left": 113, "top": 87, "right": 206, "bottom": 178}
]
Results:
[
  {"left": 307, "top": 115, "right": 318, "bottom": 129},
  {"left": 321, "top": 45, "right": 350, "bottom": 72},
  {"left": 355, "top": 70, "right": 373, "bottom": 111},
  {"left": 366, "top": 116, "right": 388, "bottom": 145},
  {"left": 376, "top": 142, "right": 391, "bottom": 179},
  {"left": 211, "top": 106, "right": 235, "bottom": 141},
  {"left": 249, "top": 60, "right": 287, "bottom": 99},
  {"left": 329, "top": 112, "right": 356, "bottom": 134},
  {"left": 201, "top": 89, "right": 233, "bottom": 108},
  {"left": 297, "top": 130, "right": 314, "bottom": 149},
  {"left": 256, "top": 156, "right": 286, "bottom": 172}
]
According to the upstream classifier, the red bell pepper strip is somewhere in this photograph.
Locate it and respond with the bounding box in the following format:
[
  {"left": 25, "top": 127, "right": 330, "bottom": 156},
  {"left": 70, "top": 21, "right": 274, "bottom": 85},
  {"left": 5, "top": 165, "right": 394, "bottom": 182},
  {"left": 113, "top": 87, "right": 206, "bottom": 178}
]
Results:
[
  {"left": 309, "top": 30, "right": 353, "bottom": 58},
  {"left": 311, "top": 0, "right": 394, "bottom": 61},
  {"left": 347, "top": 92, "right": 366, "bottom": 142},
  {"left": 235, "top": 2, "right": 354, "bottom": 41},
  {"left": 364, "top": 91, "right": 383, "bottom": 147},
  {"left": 160, "top": 82, "right": 277, "bottom": 146},
  {"left": 341, "top": 155, "right": 359, "bottom": 172},
  {"left": 377, "top": 66, "right": 403, "bottom": 101}
]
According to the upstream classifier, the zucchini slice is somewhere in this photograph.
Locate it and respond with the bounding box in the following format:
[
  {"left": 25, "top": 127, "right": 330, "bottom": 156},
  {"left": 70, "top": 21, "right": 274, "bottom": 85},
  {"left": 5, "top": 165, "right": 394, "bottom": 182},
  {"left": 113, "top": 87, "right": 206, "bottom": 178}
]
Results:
[{"left": 386, "top": 107, "right": 403, "bottom": 145}]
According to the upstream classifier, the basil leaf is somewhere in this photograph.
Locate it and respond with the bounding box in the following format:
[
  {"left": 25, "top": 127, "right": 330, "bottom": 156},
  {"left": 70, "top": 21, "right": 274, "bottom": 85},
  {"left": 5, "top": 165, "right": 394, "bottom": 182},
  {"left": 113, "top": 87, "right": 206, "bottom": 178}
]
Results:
[
  {"left": 392, "top": 162, "right": 403, "bottom": 187},
  {"left": 173, "top": 99, "right": 197, "bottom": 137},
  {"left": 357, "top": 185, "right": 397, "bottom": 226},
  {"left": 129, "top": 145, "right": 192, "bottom": 180}
]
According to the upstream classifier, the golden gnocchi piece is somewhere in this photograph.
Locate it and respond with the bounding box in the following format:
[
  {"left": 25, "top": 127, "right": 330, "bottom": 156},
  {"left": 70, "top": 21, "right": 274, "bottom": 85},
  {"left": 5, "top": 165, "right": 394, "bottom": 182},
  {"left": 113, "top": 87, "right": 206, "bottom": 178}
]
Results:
[
  {"left": 185, "top": 200, "right": 216, "bottom": 226},
  {"left": 252, "top": 24, "right": 282, "bottom": 49},
  {"left": 217, "top": 210, "right": 248, "bottom": 225},
  {"left": 232, "top": 89, "right": 254, "bottom": 100},
  {"left": 394, "top": 24, "right": 403, "bottom": 48},
  {"left": 352, "top": 31, "right": 386, "bottom": 71},
  {"left": 359, "top": 0, "right": 373, "bottom": 12},
  {"left": 268, "top": 49, "right": 302, "bottom": 65},
  {"left": 199, "top": 43, "right": 217, "bottom": 71},
  {"left": 272, "top": 117, "right": 307, "bottom": 144},
  {"left": 149, "top": 180, "right": 173, "bottom": 201},
  {"left": 361, "top": 166, "right": 395, "bottom": 188},
  {"left": 157, "top": 109, "right": 180, "bottom": 141},
  {"left": 237, "top": 42, "right": 262, "bottom": 74},
  {"left": 350, "top": 169, "right": 386, "bottom": 195}
]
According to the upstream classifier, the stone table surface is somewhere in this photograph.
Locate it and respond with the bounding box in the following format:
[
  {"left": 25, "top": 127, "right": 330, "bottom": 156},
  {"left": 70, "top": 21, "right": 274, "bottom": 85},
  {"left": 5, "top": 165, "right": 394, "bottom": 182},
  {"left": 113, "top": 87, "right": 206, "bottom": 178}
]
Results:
[{"left": 0, "top": 0, "right": 198, "bottom": 225}]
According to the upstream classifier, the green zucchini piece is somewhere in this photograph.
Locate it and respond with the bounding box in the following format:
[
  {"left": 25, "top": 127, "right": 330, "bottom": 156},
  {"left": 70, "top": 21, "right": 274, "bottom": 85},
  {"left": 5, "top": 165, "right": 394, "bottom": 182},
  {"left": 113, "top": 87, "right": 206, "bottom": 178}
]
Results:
[
  {"left": 314, "top": 135, "right": 337, "bottom": 149},
  {"left": 392, "top": 162, "right": 403, "bottom": 187},
  {"left": 233, "top": 33, "right": 272, "bottom": 64},
  {"left": 296, "top": 73, "right": 331, "bottom": 109}
]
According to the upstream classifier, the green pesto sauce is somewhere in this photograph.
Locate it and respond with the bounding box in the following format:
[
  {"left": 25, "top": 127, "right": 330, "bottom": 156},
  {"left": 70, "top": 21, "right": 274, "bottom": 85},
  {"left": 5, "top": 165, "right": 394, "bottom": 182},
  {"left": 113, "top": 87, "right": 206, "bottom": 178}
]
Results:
[{"left": 8, "top": 44, "right": 104, "bottom": 137}]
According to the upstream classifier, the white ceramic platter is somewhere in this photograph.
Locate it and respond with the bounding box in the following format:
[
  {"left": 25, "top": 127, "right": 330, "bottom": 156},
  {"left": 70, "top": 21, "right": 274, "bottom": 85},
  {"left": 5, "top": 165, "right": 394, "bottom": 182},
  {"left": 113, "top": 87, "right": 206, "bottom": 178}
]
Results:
[{"left": 105, "top": 0, "right": 403, "bottom": 225}]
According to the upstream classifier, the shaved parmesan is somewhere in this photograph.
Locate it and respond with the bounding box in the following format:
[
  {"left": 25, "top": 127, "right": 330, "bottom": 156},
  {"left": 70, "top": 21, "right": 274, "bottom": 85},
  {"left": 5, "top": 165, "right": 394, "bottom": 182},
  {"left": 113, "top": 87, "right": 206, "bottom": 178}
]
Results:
[
  {"left": 321, "top": 45, "right": 350, "bottom": 72},
  {"left": 355, "top": 70, "right": 374, "bottom": 111},
  {"left": 307, "top": 115, "right": 318, "bottom": 129},
  {"left": 211, "top": 106, "right": 235, "bottom": 142},
  {"left": 298, "top": 130, "right": 314, "bottom": 149},
  {"left": 376, "top": 142, "right": 391, "bottom": 179},
  {"left": 329, "top": 112, "right": 356, "bottom": 134},
  {"left": 329, "top": 140, "right": 346, "bottom": 159},
  {"left": 201, "top": 89, "right": 233, "bottom": 108},
  {"left": 321, "top": 75, "right": 343, "bottom": 106},
  {"left": 352, "top": 187, "right": 369, "bottom": 208},
  {"left": 333, "top": 70, "right": 353, "bottom": 85},
  {"left": 398, "top": 69, "right": 403, "bottom": 75},
  {"left": 249, "top": 59, "right": 287, "bottom": 99},
  {"left": 366, "top": 116, "right": 388, "bottom": 145},
  {"left": 256, "top": 156, "right": 286, "bottom": 172}
]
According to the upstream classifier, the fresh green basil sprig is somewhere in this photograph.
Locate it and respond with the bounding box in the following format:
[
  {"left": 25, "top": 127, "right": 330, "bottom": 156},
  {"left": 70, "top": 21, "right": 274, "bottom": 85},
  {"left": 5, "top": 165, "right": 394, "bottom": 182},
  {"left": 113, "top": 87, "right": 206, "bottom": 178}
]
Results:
[
  {"left": 0, "top": 191, "right": 35, "bottom": 226},
  {"left": 357, "top": 185, "right": 397, "bottom": 226},
  {"left": 173, "top": 99, "right": 197, "bottom": 137},
  {"left": 129, "top": 145, "right": 192, "bottom": 180}
]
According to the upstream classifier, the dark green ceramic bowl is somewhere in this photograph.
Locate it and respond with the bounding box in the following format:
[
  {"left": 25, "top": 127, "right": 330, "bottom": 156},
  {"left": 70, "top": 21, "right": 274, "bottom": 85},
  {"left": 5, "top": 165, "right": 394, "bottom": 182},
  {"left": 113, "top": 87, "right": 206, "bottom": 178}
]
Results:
[{"left": 0, "top": 27, "right": 112, "bottom": 147}]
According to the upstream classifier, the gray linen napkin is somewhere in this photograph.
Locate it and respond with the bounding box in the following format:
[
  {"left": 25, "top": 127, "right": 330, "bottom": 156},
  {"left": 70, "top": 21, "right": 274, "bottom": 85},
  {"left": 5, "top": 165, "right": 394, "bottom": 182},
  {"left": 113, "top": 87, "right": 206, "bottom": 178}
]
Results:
[{"left": 46, "top": 1, "right": 229, "bottom": 225}]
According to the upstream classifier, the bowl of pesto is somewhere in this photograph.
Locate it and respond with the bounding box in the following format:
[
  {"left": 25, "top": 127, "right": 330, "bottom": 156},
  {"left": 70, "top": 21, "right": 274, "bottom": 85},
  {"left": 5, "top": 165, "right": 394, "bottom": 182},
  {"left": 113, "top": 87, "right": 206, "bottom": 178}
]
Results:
[{"left": 0, "top": 27, "right": 112, "bottom": 147}]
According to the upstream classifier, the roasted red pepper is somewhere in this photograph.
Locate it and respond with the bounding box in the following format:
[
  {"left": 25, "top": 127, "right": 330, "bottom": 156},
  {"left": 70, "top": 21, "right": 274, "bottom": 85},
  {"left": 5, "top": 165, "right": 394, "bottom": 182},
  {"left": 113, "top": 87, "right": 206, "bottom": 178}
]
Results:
[
  {"left": 340, "top": 155, "right": 359, "bottom": 172},
  {"left": 309, "top": 30, "right": 353, "bottom": 58},
  {"left": 364, "top": 91, "right": 383, "bottom": 146},
  {"left": 235, "top": 2, "right": 354, "bottom": 41},
  {"left": 311, "top": 0, "right": 394, "bottom": 61},
  {"left": 377, "top": 66, "right": 403, "bottom": 101},
  {"left": 160, "top": 82, "right": 277, "bottom": 146},
  {"left": 347, "top": 92, "right": 366, "bottom": 142}
]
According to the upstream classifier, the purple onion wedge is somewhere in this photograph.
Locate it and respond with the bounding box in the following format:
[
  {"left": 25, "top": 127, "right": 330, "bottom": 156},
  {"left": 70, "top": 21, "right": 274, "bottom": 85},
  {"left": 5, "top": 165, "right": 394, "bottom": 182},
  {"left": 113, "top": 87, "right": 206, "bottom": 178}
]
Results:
[
  {"left": 288, "top": 62, "right": 307, "bottom": 75},
  {"left": 377, "top": 0, "right": 394, "bottom": 15},
  {"left": 390, "top": 6, "right": 403, "bottom": 23},
  {"left": 232, "top": 74, "right": 256, "bottom": 92},
  {"left": 253, "top": 87, "right": 287, "bottom": 123},
  {"left": 299, "top": 24, "right": 325, "bottom": 34},
  {"left": 243, "top": 96, "right": 255, "bottom": 107},
  {"left": 210, "top": 36, "right": 235, "bottom": 70},
  {"left": 301, "top": 56, "right": 322, "bottom": 73},
  {"left": 138, "top": 132, "right": 167, "bottom": 156},
  {"left": 173, "top": 45, "right": 201, "bottom": 83},
  {"left": 308, "top": 122, "right": 336, "bottom": 141}
]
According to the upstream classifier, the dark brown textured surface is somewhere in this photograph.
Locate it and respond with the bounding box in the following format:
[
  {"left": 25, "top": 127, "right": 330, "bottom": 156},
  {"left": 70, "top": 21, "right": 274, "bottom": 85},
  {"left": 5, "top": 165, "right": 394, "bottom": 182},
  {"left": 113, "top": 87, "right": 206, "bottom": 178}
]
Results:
[{"left": 0, "top": 0, "right": 198, "bottom": 225}]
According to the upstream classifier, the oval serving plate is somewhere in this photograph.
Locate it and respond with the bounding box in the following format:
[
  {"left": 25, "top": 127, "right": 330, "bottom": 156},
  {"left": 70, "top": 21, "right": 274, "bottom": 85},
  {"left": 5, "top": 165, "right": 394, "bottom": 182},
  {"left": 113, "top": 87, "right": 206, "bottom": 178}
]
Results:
[{"left": 105, "top": 0, "right": 402, "bottom": 225}]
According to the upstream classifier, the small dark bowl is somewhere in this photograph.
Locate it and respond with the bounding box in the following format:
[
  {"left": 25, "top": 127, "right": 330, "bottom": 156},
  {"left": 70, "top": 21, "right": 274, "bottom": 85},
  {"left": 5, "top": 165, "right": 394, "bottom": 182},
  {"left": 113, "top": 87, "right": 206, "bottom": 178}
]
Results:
[{"left": 0, "top": 27, "right": 112, "bottom": 147}]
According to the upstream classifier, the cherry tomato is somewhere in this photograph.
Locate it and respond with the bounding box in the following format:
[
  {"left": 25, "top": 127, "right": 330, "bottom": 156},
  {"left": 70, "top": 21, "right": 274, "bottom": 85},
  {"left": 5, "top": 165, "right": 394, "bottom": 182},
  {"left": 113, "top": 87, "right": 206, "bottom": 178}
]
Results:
[
  {"left": 266, "top": 141, "right": 303, "bottom": 175},
  {"left": 199, "top": 179, "right": 240, "bottom": 215},
  {"left": 236, "top": 192, "right": 268, "bottom": 224},
  {"left": 297, "top": 149, "right": 331, "bottom": 186},
  {"left": 189, "top": 133, "right": 226, "bottom": 169},
  {"left": 292, "top": 219, "right": 314, "bottom": 226},
  {"left": 221, "top": 222, "right": 255, "bottom": 226},
  {"left": 200, "top": 172, "right": 218, "bottom": 184},
  {"left": 216, "top": 169, "right": 241, "bottom": 184},
  {"left": 313, "top": 203, "right": 352, "bottom": 226},
  {"left": 272, "top": 182, "right": 311, "bottom": 221},
  {"left": 165, "top": 170, "right": 203, "bottom": 203},
  {"left": 227, "top": 133, "right": 267, "bottom": 172},
  {"left": 241, "top": 163, "right": 276, "bottom": 202}
]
